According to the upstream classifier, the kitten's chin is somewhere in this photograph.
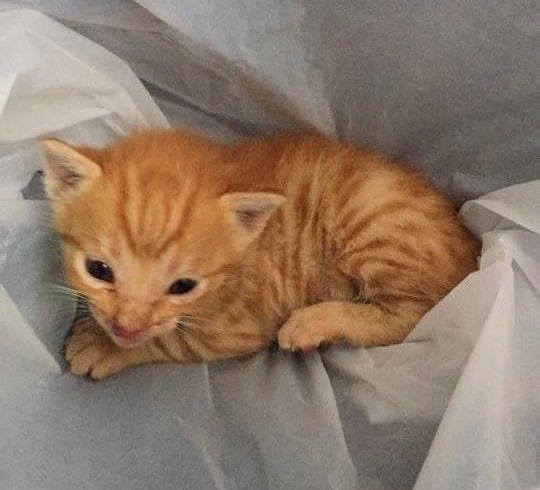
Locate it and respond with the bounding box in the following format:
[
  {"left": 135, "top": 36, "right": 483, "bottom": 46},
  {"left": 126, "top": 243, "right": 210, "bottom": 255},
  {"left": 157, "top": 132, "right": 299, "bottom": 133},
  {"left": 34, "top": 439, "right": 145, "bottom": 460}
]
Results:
[
  {"left": 95, "top": 321, "right": 151, "bottom": 349},
  {"left": 106, "top": 324, "right": 176, "bottom": 349},
  {"left": 111, "top": 334, "right": 149, "bottom": 349}
]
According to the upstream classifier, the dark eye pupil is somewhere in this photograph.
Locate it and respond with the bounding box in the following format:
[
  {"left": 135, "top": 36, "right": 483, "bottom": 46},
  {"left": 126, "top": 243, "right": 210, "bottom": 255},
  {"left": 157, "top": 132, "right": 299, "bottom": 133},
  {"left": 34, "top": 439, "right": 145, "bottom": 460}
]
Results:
[
  {"left": 169, "top": 278, "right": 197, "bottom": 295},
  {"left": 85, "top": 259, "right": 114, "bottom": 283}
]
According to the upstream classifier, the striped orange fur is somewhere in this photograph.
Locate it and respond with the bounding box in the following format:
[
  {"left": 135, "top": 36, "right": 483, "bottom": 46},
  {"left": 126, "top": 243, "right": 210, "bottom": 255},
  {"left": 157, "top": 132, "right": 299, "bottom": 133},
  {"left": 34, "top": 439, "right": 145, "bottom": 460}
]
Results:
[{"left": 41, "top": 130, "right": 479, "bottom": 379}]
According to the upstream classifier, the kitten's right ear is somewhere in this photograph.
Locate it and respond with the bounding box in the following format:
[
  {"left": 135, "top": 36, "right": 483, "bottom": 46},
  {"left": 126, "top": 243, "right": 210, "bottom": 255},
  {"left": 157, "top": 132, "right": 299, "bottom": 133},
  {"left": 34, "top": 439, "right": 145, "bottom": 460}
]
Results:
[
  {"left": 40, "top": 139, "right": 102, "bottom": 200},
  {"left": 219, "top": 192, "right": 285, "bottom": 251}
]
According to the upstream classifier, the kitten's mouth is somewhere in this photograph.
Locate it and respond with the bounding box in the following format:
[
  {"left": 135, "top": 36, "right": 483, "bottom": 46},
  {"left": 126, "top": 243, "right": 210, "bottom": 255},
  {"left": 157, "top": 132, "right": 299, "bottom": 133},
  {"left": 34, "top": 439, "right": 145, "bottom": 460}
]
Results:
[
  {"left": 109, "top": 323, "right": 170, "bottom": 348},
  {"left": 112, "top": 333, "right": 147, "bottom": 348},
  {"left": 88, "top": 304, "right": 152, "bottom": 347},
  {"left": 109, "top": 325, "right": 154, "bottom": 348},
  {"left": 88, "top": 305, "right": 175, "bottom": 348}
]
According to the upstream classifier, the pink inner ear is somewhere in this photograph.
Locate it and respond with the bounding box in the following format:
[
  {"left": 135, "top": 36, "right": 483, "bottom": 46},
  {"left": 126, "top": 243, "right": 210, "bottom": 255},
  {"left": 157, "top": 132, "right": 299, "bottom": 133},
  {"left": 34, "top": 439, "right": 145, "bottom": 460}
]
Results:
[
  {"left": 235, "top": 207, "right": 261, "bottom": 231},
  {"left": 42, "top": 140, "right": 103, "bottom": 200},
  {"left": 220, "top": 192, "right": 285, "bottom": 236},
  {"left": 46, "top": 158, "right": 85, "bottom": 195},
  {"left": 57, "top": 165, "right": 82, "bottom": 187}
]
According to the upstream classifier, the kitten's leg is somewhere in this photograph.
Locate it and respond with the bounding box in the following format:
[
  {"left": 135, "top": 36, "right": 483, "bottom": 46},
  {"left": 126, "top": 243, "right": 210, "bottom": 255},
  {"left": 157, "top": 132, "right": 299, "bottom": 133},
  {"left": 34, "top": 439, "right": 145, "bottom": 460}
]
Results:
[
  {"left": 65, "top": 317, "right": 196, "bottom": 380},
  {"left": 278, "top": 205, "right": 473, "bottom": 352},
  {"left": 278, "top": 237, "right": 440, "bottom": 352},
  {"left": 277, "top": 298, "right": 428, "bottom": 352}
]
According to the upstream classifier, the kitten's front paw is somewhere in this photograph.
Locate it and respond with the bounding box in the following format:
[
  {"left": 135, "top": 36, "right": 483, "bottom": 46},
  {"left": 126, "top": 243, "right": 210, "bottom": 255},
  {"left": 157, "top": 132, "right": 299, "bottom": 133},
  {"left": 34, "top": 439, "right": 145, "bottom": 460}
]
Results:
[
  {"left": 65, "top": 319, "right": 126, "bottom": 380},
  {"left": 277, "top": 306, "right": 330, "bottom": 353}
]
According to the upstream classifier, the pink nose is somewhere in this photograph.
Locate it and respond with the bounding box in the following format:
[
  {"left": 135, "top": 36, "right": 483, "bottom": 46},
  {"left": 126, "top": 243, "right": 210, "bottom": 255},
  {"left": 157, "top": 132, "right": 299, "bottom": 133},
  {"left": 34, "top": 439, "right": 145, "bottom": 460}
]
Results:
[{"left": 112, "top": 321, "right": 145, "bottom": 340}]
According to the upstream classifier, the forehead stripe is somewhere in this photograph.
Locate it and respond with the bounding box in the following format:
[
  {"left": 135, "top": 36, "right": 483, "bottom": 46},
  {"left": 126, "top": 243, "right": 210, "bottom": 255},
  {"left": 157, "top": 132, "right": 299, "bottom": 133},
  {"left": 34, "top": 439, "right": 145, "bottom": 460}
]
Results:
[
  {"left": 117, "top": 185, "right": 139, "bottom": 253},
  {"left": 153, "top": 188, "right": 198, "bottom": 256}
]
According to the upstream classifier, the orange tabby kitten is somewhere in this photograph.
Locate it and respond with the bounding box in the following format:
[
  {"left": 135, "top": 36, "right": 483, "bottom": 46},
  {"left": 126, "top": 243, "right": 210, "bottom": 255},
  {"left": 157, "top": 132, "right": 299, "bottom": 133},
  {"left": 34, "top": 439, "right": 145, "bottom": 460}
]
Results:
[{"left": 41, "top": 130, "right": 478, "bottom": 379}]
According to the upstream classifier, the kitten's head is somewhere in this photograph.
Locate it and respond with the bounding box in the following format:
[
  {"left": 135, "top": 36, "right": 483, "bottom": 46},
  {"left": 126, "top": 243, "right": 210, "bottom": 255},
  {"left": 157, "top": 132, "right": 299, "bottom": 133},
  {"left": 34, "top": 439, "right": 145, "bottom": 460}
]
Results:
[{"left": 41, "top": 130, "right": 284, "bottom": 348}]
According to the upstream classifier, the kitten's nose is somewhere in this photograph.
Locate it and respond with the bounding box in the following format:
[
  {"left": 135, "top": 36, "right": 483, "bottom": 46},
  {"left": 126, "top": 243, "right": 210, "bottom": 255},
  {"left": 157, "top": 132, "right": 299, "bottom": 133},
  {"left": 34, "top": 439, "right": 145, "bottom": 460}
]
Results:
[{"left": 112, "top": 320, "right": 145, "bottom": 340}]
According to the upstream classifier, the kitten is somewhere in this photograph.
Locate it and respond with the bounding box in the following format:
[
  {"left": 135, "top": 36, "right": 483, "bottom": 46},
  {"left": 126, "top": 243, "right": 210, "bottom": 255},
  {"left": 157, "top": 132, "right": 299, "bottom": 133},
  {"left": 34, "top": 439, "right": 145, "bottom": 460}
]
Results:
[{"left": 41, "top": 130, "right": 478, "bottom": 379}]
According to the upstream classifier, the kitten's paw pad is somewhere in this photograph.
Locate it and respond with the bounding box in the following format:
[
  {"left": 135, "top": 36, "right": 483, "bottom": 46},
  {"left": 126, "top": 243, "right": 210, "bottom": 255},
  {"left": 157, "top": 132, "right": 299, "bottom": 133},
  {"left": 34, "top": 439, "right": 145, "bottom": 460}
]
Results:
[{"left": 277, "top": 309, "right": 327, "bottom": 353}]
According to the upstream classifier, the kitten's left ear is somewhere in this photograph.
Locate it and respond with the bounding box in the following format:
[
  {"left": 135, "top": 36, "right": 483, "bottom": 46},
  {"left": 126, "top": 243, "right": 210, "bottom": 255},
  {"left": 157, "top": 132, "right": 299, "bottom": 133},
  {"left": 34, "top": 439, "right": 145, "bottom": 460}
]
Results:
[
  {"left": 219, "top": 192, "right": 285, "bottom": 248},
  {"left": 40, "top": 139, "right": 102, "bottom": 200}
]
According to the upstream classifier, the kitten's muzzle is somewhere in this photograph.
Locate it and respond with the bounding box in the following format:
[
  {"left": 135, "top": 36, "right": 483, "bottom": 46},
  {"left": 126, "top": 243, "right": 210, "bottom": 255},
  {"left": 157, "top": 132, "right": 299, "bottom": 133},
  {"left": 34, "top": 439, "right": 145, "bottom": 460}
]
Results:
[{"left": 111, "top": 320, "right": 145, "bottom": 341}]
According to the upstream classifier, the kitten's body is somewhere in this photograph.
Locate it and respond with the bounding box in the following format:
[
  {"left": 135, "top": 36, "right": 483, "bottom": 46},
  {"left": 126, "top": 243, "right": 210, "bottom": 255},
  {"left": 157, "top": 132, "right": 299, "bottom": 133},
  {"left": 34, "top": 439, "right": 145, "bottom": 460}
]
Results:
[{"left": 42, "top": 130, "right": 478, "bottom": 379}]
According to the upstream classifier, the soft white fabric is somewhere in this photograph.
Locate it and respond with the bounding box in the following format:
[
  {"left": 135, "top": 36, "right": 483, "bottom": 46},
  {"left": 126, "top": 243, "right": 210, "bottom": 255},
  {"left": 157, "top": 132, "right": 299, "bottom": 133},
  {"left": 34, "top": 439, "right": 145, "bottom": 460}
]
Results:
[{"left": 0, "top": 7, "right": 538, "bottom": 490}]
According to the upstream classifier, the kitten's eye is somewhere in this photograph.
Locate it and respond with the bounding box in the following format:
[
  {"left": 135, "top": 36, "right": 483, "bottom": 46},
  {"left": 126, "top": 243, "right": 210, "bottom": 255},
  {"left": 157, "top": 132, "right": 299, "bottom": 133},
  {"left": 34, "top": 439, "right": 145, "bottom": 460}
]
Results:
[
  {"left": 168, "top": 278, "right": 197, "bottom": 295},
  {"left": 85, "top": 259, "right": 114, "bottom": 283}
]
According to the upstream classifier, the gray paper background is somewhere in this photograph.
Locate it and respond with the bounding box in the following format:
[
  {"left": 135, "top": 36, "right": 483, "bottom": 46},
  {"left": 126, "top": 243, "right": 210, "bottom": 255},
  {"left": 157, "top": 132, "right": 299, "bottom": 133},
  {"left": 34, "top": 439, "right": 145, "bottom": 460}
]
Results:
[{"left": 0, "top": 3, "right": 538, "bottom": 490}]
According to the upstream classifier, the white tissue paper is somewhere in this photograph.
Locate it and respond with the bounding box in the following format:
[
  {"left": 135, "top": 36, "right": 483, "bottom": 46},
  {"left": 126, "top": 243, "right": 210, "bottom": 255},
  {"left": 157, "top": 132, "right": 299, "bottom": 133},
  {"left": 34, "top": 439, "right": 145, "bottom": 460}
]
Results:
[{"left": 0, "top": 8, "right": 538, "bottom": 490}]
